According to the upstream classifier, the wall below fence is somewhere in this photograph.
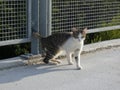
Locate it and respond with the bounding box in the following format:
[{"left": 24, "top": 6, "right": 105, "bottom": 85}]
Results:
[{"left": 83, "top": 38, "right": 120, "bottom": 53}]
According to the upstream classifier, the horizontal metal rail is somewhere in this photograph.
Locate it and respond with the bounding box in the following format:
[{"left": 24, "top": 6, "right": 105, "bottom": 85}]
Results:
[
  {"left": 88, "top": 25, "right": 120, "bottom": 34},
  {"left": 0, "top": 38, "right": 31, "bottom": 46}
]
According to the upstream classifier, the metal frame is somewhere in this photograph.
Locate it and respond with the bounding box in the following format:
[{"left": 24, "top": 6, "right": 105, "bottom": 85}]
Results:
[
  {"left": 88, "top": 25, "right": 120, "bottom": 34},
  {"left": 31, "top": 0, "right": 52, "bottom": 55},
  {"left": 39, "top": 0, "right": 52, "bottom": 36},
  {"left": 27, "top": 0, "right": 32, "bottom": 39},
  {"left": 0, "top": 0, "right": 31, "bottom": 46},
  {"left": 31, "top": 0, "right": 40, "bottom": 55},
  {"left": 0, "top": 39, "right": 30, "bottom": 46},
  {"left": 51, "top": 0, "right": 120, "bottom": 34}
]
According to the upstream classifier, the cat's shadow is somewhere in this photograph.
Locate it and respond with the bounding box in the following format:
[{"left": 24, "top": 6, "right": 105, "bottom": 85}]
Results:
[{"left": 0, "top": 63, "right": 76, "bottom": 84}]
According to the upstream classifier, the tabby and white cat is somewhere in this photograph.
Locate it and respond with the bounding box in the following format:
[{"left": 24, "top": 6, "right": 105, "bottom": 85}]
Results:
[{"left": 33, "top": 27, "right": 87, "bottom": 70}]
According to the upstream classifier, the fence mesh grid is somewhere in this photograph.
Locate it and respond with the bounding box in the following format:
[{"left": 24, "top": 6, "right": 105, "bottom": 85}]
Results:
[
  {"left": 0, "top": 0, "right": 27, "bottom": 41},
  {"left": 52, "top": 0, "right": 120, "bottom": 33}
]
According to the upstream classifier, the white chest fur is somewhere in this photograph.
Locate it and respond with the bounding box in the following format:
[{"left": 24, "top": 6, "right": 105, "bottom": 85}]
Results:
[
  {"left": 62, "top": 37, "right": 84, "bottom": 52},
  {"left": 61, "top": 37, "right": 84, "bottom": 70}
]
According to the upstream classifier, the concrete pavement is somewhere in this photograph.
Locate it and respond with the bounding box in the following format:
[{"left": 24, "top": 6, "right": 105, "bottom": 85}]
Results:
[{"left": 0, "top": 47, "right": 120, "bottom": 90}]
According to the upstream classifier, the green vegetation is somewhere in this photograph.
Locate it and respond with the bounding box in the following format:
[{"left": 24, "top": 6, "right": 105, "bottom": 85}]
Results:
[
  {"left": 85, "top": 13, "right": 120, "bottom": 44},
  {"left": 0, "top": 43, "right": 30, "bottom": 59}
]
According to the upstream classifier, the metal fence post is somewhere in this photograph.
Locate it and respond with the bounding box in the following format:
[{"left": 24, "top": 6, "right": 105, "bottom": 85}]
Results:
[
  {"left": 31, "top": 0, "right": 51, "bottom": 55},
  {"left": 39, "top": 0, "right": 52, "bottom": 36},
  {"left": 31, "top": 0, "right": 40, "bottom": 55}
]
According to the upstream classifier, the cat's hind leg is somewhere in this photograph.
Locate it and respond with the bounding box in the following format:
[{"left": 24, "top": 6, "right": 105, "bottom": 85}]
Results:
[
  {"left": 43, "top": 48, "right": 60, "bottom": 64},
  {"left": 43, "top": 51, "right": 53, "bottom": 64},
  {"left": 50, "top": 50, "right": 63, "bottom": 65}
]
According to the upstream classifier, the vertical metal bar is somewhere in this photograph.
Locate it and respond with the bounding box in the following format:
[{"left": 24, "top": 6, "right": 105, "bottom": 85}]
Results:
[
  {"left": 39, "top": 0, "right": 52, "bottom": 36},
  {"left": 31, "top": 0, "right": 40, "bottom": 55},
  {"left": 47, "top": 0, "right": 52, "bottom": 36},
  {"left": 27, "top": 0, "right": 32, "bottom": 39}
]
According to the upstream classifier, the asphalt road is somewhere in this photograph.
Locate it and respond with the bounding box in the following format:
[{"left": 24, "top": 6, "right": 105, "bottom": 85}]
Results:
[{"left": 0, "top": 47, "right": 120, "bottom": 90}]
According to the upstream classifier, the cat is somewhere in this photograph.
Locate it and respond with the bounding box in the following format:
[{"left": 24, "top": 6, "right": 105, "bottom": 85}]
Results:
[{"left": 33, "top": 27, "right": 87, "bottom": 70}]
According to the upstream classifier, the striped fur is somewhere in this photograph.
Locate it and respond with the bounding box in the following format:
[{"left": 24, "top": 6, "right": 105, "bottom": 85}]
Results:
[{"left": 33, "top": 28, "right": 87, "bottom": 70}]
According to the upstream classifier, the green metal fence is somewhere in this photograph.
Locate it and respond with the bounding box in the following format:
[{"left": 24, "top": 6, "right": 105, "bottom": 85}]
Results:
[
  {"left": 0, "top": 0, "right": 31, "bottom": 46},
  {"left": 0, "top": 0, "right": 120, "bottom": 56},
  {"left": 51, "top": 0, "right": 120, "bottom": 33}
]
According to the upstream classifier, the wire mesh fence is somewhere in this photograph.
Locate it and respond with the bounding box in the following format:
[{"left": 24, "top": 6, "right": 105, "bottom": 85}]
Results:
[
  {"left": 0, "top": 0, "right": 27, "bottom": 42},
  {"left": 52, "top": 0, "right": 120, "bottom": 33},
  {"left": 0, "top": 0, "right": 120, "bottom": 56}
]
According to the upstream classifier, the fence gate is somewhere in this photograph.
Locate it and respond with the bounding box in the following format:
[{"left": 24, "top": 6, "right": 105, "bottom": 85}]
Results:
[
  {"left": 0, "top": 0, "right": 31, "bottom": 46},
  {"left": 51, "top": 0, "right": 120, "bottom": 33}
]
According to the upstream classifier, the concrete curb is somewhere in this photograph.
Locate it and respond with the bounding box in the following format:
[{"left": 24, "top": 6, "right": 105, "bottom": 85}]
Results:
[
  {"left": 0, "top": 39, "right": 120, "bottom": 70},
  {"left": 0, "top": 57, "right": 24, "bottom": 70},
  {"left": 83, "top": 38, "right": 120, "bottom": 53}
]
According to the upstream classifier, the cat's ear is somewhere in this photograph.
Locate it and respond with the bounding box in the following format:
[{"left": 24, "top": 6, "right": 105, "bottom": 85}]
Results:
[
  {"left": 82, "top": 27, "right": 88, "bottom": 34},
  {"left": 71, "top": 27, "right": 78, "bottom": 32},
  {"left": 71, "top": 27, "right": 79, "bottom": 38}
]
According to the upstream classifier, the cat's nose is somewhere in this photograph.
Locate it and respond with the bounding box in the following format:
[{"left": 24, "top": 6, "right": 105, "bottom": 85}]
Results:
[{"left": 78, "top": 38, "right": 81, "bottom": 41}]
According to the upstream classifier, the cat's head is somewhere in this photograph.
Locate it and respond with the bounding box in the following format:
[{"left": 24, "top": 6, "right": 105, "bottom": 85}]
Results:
[{"left": 72, "top": 27, "right": 87, "bottom": 40}]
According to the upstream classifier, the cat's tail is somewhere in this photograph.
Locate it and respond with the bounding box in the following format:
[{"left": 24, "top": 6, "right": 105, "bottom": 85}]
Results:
[{"left": 33, "top": 32, "right": 41, "bottom": 38}]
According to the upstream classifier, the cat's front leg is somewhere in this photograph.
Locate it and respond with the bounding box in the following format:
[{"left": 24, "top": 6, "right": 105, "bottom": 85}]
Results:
[
  {"left": 74, "top": 51, "right": 83, "bottom": 70},
  {"left": 66, "top": 52, "right": 74, "bottom": 65}
]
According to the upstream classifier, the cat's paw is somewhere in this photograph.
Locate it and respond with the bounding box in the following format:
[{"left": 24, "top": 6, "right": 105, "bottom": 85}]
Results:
[
  {"left": 56, "top": 60, "right": 62, "bottom": 64},
  {"left": 77, "top": 66, "right": 83, "bottom": 70},
  {"left": 49, "top": 61, "right": 58, "bottom": 65},
  {"left": 68, "top": 62, "right": 74, "bottom": 65},
  {"left": 43, "top": 59, "right": 49, "bottom": 64},
  {"left": 50, "top": 59, "right": 62, "bottom": 65}
]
